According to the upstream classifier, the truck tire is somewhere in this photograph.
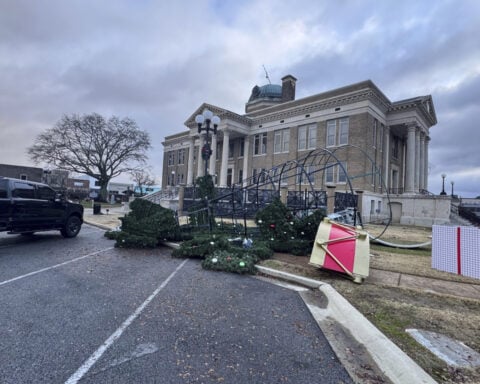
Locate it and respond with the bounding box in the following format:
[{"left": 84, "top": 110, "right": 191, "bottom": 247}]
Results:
[{"left": 61, "top": 215, "right": 82, "bottom": 238}]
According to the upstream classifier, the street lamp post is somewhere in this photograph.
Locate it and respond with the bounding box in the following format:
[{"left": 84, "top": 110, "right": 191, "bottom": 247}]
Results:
[
  {"left": 195, "top": 109, "right": 220, "bottom": 177},
  {"left": 440, "top": 173, "right": 447, "bottom": 195},
  {"left": 451, "top": 181, "right": 454, "bottom": 197}
]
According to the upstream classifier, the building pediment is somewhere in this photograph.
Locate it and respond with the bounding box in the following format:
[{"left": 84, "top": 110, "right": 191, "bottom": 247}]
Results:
[
  {"left": 184, "top": 103, "right": 252, "bottom": 128},
  {"left": 390, "top": 95, "right": 437, "bottom": 127}
]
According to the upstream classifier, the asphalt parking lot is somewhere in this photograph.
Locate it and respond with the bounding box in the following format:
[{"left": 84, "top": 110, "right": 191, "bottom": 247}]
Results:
[{"left": 0, "top": 224, "right": 352, "bottom": 383}]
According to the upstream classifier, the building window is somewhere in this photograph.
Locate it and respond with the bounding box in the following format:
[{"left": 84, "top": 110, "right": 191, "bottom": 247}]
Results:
[
  {"left": 258, "top": 168, "right": 266, "bottom": 183},
  {"left": 167, "top": 152, "right": 175, "bottom": 166},
  {"left": 216, "top": 142, "right": 221, "bottom": 160},
  {"left": 178, "top": 148, "right": 185, "bottom": 165},
  {"left": 327, "top": 121, "right": 336, "bottom": 147},
  {"left": 297, "top": 165, "right": 315, "bottom": 184},
  {"left": 327, "top": 118, "right": 349, "bottom": 147},
  {"left": 393, "top": 136, "right": 399, "bottom": 159},
  {"left": 274, "top": 128, "right": 290, "bottom": 153},
  {"left": 298, "top": 124, "right": 316, "bottom": 151},
  {"left": 373, "top": 119, "right": 378, "bottom": 148},
  {"left": 253, "top": 168, "right": 266, "bottom": 183},
  {"left": 238, "top": 169, "right": 243, "bottom": 184},
  {"left": 239, "top": 138, "right": 245, "bottom": 157},
  {"left": 326, "top": 163, "right": 335, "bottom": 183},
  {"left": 339, "top": 118, "right": 349, "bottom": 145},
  {"left": 254, "top": 133, "right": 267, "bottom": 155},
  {"left": 228, "top": 142, "right": 234, "bottom": 159},
  {"left": 338, "top": 162, "right": 347, "bottom": 183}
]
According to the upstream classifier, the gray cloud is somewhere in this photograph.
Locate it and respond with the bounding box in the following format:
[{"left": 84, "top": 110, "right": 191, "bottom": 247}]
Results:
[{"left": 0, "top": 0, "right": 479, "bottom": 196}]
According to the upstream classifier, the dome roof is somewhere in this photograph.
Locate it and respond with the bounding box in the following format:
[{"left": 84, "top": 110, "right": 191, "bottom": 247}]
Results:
[{"left": 248, "top": 83, "right": 282, "bottom": 102}]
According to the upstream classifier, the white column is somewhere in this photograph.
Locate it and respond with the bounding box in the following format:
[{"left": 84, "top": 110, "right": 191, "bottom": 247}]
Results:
[
  {"left": 424, "top": 136, "right": 430, "bottom": 191},
  {"left": 242, "top": 136, "right": 250, "bottom": 187},
  {"left": 219, "top": 129, "right": 230, "bottom": 187},
  {"left": 405, "top": 125, "right": 416, "bottom": 193},
  {"left": 419, "top": 132, "right": 425, "bottom": 191},
  {"left": 186, "top": 136, "right": 194, "bottom": 185},
  {"left": 383, "top": 126, "right": 390, "bottom": 192},
  {"left": 415, "top": 128, "right": 420, "bottom": 192},
  {"left": 209, "top": 134, "right": 217, "bottom": 181},
  {"left": 197, "top": 134, "right": 205, "bottom": 178}
]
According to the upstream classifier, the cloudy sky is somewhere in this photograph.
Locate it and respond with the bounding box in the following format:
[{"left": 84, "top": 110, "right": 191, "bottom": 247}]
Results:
[{"left": 1, "top": 0, "right": 479, "bottom": 197}]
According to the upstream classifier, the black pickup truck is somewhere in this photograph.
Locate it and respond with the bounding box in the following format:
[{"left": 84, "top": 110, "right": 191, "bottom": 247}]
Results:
[{"left": 0, "top": 177, "right": 84, "bottom": 237}]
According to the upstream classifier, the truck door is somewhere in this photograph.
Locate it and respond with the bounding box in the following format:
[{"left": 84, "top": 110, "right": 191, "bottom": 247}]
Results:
[
  {"left": 11, "top": 181, "right": 43, "bottom": 230},
  {"left": 36, "top": 185, "right": 65, "bottom": 226},
  {"left": 0, "top": 179, "right": 10, "bottom": 230}
]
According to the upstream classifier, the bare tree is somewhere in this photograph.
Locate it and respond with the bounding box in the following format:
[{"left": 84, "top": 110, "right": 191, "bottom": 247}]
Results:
[
  {"left": 28, "top": 113, "right": 151, "bottom": 201},
  {"left": 130, "top": 167, "right": 156, "bottom": 196}
]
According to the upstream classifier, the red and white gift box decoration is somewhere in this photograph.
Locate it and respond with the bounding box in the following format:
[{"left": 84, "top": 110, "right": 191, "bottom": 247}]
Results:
[{"left": 432, "top": 225, "right": 480, "bottom": 280}]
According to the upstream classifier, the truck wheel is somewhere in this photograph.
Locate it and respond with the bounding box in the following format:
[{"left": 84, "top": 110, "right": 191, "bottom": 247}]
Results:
[{"left": 61, "top": 216, "right": 82, "bottom": 238}]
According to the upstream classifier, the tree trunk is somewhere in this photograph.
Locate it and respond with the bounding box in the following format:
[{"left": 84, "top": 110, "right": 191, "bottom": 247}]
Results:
[{"left": 99, "top": 182, "right": 109, "bottom": 202}]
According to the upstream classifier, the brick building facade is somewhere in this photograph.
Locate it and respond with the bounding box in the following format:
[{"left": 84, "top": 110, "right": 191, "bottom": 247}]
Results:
[
  {"left": 162, "top": 76, "right": 437, "bottom": 194},
  {"left": 162, "top": 76, "right": 437, "bottom": 199},
  {"left": 0, "top": 163, "right": 43, "bottom": 182}
]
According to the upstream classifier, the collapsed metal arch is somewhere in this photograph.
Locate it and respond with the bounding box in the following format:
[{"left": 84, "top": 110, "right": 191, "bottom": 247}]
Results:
[{"left": 185, "top": 144, "right": 392, "bottom": 238}]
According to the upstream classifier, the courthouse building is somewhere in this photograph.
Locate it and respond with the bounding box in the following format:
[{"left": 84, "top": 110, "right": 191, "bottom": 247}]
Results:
[{"left": 162, "top": 75, "right": 448, "bottom": 225}]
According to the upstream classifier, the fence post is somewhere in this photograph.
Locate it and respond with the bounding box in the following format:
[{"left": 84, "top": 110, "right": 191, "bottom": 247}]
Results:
[
  {"left": 355, "top": 190, "right": 364, "bottom": 225},
  {"left": 178, "top": 184, "right": 185, "bottom": 215},
  {"left": 326, "top": 185, "right": 336, "bottom": 215}
]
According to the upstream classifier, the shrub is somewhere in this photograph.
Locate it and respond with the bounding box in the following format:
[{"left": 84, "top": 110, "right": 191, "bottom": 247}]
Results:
[
  {"left": 236, "top": 240, "right": 273, "bottom": 260},
  {"left": 202, "top": 250, "right": 257, "bottom": 274},
  {"left": 171, "top": 235, "right": 231, "bottom": 258},
  {"left": 106, "top": 199, "right": 180, "bottom": 248},
  {"left": 114, "top": 232, "right": 158, "bottom": 248},
  {"left": 104, "top": 230, "right": 120, "bottom": 240},
  {"left": 294, "top": 209, "right": 326, "bottom": 242},
  {"left": 255, "top": 198, "right": 297, "bottom": 242},
  {"left": 291, "top": 239, "right": 313, "bottom": 256}
]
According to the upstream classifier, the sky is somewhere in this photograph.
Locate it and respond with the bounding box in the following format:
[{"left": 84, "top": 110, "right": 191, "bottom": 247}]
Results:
[{"left": 0, "top": 0, "right": 479, "bottom": 197}]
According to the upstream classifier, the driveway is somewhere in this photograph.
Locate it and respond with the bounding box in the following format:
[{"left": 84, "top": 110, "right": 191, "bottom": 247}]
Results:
[{"left": 0, "top": 224, "right": 352, "bottom": 383}]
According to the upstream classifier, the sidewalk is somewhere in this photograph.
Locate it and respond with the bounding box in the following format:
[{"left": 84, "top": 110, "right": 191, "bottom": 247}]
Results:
[{"left": 83, "top": 207, "right": 125, "bottom": 230}]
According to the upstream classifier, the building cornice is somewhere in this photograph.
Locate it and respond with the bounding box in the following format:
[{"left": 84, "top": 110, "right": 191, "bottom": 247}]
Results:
[{"left": 247, "top": 85, "right": 391, "bottom": 125}]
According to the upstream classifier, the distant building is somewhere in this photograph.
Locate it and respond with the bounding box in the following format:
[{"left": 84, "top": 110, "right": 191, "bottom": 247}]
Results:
[
  {"left": 66, "top": 178, "right": 90, "bottom": 200},
  {"left": 161, "top": 75, "right": 450, "bottom": 225},
  {"left": 133, "top": 185, "right": 161, "bottom": 196},
  {"left": 0, "top": 163, "right": 43, "bottom": 182},
  {"left": 107, "top": 182, "right": 134, "bottom": 203}
]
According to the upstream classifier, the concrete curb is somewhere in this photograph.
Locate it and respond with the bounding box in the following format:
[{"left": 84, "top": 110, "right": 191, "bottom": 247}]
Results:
[
  {"left": 83, "top": 220, "right": 114, "bottom": 231},
  {"left": 256, "top": 265, "right": 436, "bottom": 384}
]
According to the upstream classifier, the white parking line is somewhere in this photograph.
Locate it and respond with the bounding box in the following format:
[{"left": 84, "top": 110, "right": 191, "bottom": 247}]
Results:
[
  {"left": 0, "top": 247, "right": 114, "bottom": 287},
  {"left": 64, "top": 259, "right": 188, "bottom": 384}
]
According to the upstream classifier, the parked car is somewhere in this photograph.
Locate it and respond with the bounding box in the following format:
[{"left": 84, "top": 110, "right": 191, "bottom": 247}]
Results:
[{"left": 0, "top": 177, "right": 84, "bottom": 237}]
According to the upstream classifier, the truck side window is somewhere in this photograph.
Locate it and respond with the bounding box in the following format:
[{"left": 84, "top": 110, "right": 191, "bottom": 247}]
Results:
[
  {"left": 37, "top": 185, "right": 56, "bottom": 200},
  {"left": 0, "top": 180, "right": 8, "bottom": 198},
  {"left": 12, "top": 182, "right": 35, "bottom": 199}
]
